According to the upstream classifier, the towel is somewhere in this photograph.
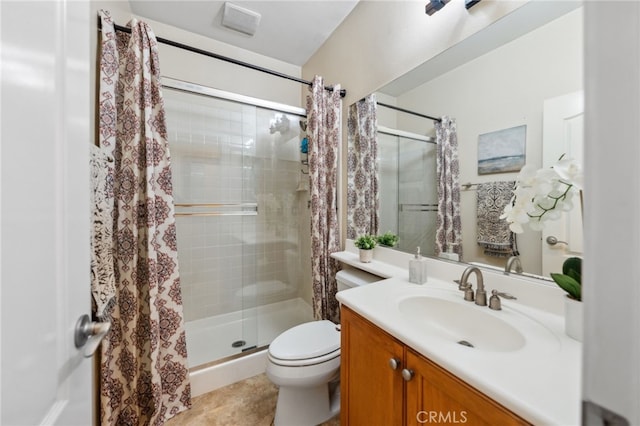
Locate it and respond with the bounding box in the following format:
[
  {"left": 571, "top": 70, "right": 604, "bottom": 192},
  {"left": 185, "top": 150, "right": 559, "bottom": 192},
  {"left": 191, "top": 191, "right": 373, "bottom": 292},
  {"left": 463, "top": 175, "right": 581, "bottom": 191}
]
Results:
[
  {"left": 90, "top": 144, "right": 116, "bottom": 319},
  {"left": 476, "top": 181, "right": 517, "bottom": 258}
]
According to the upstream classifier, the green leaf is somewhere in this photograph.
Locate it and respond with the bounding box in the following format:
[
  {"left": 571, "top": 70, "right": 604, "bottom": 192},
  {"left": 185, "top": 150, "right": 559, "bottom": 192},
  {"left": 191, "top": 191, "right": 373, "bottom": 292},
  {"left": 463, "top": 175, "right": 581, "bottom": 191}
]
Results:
[
  {"left": 562, "top": 257, "right": 582, "bottom": 284},
  {"left": 567, "top": 269, "right": 581, "bottom": 285},
  {"left": 550, "top": 273, "right": 581, "bottom": 301},
  {"left": 376, "top": 231, "right": 399, "bottom": 247},
  {"left": 354, "top": 234, "right": 377, "bottom": 250}
]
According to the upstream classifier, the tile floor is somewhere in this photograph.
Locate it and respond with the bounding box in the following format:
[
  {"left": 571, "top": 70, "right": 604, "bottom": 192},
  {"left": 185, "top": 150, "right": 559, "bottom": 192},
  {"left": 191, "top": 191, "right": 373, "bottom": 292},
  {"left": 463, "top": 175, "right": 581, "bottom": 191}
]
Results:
[{"left": 166, "top": 373, "right": 340, "bottom": 426}]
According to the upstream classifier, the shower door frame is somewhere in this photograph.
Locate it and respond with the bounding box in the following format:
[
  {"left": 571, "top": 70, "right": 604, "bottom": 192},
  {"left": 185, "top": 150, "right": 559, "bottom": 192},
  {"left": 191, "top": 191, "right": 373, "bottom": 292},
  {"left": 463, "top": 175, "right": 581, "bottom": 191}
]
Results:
[
  {"left": 377, "top": 126, "right": 438, "bottom": 255},
  {"left": 162, "top": 77, "right": 306, "bottom": 117},
  {"left": 163, "top": 77, "right": 307, "bottom": 367}
]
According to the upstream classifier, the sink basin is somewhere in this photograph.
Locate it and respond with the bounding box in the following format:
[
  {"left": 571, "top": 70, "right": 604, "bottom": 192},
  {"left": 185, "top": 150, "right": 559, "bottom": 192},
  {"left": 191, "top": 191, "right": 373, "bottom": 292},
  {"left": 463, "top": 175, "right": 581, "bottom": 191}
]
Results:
[{"left": 398, "top": 296, "right": 526, "bottom": 352}]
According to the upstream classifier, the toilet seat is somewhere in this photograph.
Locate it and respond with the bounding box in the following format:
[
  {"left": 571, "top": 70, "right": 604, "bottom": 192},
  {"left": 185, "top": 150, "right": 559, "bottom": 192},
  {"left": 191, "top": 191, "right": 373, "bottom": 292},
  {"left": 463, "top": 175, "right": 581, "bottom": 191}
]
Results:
[{"left": 268, "top": 320, "right": 340, "bottom": 367}]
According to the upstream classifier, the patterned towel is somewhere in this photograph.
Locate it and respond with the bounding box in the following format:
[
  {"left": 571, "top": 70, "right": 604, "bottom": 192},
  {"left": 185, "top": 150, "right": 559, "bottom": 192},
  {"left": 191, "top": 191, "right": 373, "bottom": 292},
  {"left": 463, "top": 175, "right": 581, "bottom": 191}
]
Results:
[
  {"left": 476, "top": 181, "right": 517, "bottom": 258},
  {"left": 90, "top": 144, "right": 116, "bottom": 319}
]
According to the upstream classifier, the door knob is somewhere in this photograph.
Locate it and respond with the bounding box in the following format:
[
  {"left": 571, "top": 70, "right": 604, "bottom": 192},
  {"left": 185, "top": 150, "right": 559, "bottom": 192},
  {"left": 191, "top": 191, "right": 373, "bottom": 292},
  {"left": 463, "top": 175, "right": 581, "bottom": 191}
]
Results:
[
  {"left": 546, "top": 236, "right": 568, "bottom": 246},
  {"left": 74, "top": 314, "right": 111, "bottom": 358},
  {"left": 401, "top": 368, "right": 414, "bottom": 381},
  {"left": 389, "top": 358, "right": 401, "bottom": 370}
]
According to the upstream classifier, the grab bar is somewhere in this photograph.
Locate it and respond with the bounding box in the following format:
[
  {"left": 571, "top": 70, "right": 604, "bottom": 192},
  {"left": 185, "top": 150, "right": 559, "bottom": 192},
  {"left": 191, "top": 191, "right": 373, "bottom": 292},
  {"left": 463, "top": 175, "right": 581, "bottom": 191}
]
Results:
[
  {"left": 400, "top": 203, "right": 438, "bottom": 212},
  {"left": 175, "top": 203, "right": 257, "bottom": 208},
  {"left": 174, "top": 202, "right": 258, "bottom": 217},
  {"left": 175, "top": 211, "right": 257, "bottom": 217}
]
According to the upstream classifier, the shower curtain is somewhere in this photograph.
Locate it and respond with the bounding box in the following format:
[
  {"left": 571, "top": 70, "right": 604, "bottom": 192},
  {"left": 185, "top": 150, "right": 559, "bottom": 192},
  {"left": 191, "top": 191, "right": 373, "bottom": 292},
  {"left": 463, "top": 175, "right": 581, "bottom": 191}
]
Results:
[
  {"left": 347, "top": 94, "right": 379, "bottom": 239},
  {"left": 98, "top": 11, "right": 191, "bottom": 425},
  {"left": 435, "top": 117, "right": 463, "bottom": 258},
  {"left": 307, "top": 75, "right": 342, "bottom": 324}
]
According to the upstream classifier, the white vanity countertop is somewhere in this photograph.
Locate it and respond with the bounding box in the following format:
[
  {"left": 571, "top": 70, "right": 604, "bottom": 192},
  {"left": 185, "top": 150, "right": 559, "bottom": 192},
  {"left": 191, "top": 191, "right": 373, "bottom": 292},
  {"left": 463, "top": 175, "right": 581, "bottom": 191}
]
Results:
[{"left": 333, "top": 250, "right": 582, "bottom": 426}]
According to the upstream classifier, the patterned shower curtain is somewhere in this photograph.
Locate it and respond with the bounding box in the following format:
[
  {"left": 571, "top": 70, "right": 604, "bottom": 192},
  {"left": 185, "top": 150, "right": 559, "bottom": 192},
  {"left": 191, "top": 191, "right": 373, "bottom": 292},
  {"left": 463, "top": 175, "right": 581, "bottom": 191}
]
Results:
[
  {"left": 346, "top": 94, "right": 379, "bottom": 239},
  {"left": 98, "top": 11, "right": 191, "bottom": 425},
  {"left": 307, "top": 75, "right": 342, "bottom": 324},
  {"left": 435, "top": 117, "right": 463, "bottom": 259}
]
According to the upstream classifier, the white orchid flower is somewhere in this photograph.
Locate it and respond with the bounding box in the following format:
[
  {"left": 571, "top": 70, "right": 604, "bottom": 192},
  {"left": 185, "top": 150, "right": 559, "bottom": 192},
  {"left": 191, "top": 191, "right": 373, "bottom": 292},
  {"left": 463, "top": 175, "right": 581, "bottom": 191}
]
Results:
[
  {"left": 553, "top": 156, "right": 583, "bottom": 190},
  {"left": 501, "top": 155, "right": 583, "bottom": 233}
]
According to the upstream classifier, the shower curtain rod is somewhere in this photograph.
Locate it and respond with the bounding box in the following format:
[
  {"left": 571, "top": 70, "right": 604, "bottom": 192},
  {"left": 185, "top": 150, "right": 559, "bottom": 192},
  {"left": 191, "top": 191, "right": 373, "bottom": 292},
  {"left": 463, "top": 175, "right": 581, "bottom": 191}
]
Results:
[
  {"left": 377, "top": 102, "right": 441, "bottom": 122},
  {"left": 100, "top": 21, "right": 347, "bottom": 98}
]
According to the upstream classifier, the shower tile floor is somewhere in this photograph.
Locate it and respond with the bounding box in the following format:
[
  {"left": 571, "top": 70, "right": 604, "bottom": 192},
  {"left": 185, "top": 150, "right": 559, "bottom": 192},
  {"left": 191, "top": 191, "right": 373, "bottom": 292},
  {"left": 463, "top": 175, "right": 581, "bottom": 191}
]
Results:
[{"left": 166, "top": 373, "right": 340, "bottom": 426}]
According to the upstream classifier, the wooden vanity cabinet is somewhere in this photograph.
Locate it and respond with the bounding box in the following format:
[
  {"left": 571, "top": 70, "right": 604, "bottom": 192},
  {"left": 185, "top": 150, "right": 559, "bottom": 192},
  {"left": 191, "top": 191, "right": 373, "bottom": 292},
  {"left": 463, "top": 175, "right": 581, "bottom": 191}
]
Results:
[
  {"left": 340, "top": 305, "right": 405, "bottom": 425},
  {"left": 341, "top": 306, "right": 531, "bottom": 426}
]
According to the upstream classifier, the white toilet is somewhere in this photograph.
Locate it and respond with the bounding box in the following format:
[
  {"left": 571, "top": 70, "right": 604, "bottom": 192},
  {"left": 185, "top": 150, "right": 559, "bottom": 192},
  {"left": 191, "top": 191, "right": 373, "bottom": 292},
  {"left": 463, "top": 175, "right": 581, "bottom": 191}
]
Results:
[{"left": 266, "top": 268, "right": 382, "bottom": 426}]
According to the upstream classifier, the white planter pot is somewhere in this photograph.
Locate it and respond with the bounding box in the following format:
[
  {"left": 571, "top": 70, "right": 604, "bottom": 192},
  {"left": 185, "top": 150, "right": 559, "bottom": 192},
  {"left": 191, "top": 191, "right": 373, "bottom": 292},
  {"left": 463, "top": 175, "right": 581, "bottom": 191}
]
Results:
[
  {"left": 359, "top": 249, "right": 373, "bottom": 263},
  {"left": 564, "top": 296, "right": 583, "bottom": 341}
]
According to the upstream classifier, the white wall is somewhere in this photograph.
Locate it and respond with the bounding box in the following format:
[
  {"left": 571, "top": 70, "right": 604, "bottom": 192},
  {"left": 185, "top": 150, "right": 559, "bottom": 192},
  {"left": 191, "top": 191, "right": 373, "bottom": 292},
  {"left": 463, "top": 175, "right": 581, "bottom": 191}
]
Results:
[{"left": 391, "top": 8, "right": 583, "bottom": 273}]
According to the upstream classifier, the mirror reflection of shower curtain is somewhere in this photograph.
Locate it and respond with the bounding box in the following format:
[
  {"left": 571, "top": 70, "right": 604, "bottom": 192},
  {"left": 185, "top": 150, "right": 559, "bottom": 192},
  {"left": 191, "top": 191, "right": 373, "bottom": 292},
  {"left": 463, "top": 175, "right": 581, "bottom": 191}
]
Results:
[
  {"left": 346, "top": 94, "right": 378, "bottom": 239},
  {"left": 435, "top": 117, "right": 463, "bottom": 258}
]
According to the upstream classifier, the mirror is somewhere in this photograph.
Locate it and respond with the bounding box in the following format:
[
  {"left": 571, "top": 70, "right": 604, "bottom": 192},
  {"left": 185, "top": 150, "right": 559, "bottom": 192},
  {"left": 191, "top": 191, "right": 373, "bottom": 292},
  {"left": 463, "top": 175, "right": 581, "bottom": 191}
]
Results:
[{"left": 347, "top": 2, "right": 583, "bottom": 279}]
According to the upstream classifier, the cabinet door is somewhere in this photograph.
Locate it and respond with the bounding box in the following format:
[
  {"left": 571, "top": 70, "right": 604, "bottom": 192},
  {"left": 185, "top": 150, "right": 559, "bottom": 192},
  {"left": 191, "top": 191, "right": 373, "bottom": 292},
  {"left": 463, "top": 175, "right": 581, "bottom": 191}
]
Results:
[
  {"left": 341, "top": 307, "right": 405, "bottom": 426},
  {"left": 405, "top": 349, "right": 530, "bottom": 426}
]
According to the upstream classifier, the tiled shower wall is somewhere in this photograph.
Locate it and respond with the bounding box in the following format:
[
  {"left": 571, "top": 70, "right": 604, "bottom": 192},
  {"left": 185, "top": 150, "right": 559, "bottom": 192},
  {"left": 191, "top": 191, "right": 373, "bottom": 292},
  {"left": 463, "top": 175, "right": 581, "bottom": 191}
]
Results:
[{"left": 164, "top": 89, "right": 305, "bottom": 322}]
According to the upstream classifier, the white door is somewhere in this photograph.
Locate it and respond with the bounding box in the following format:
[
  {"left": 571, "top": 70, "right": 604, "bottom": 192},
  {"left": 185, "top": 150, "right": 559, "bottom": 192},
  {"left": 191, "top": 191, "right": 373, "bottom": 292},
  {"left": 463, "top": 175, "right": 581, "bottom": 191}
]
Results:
[
  {"left": 541, "top": 91, "right": 584, "bottom": 276},
  {"left": 583, "top": 4, "right": 640, "bottom": 424},
  {"left": 1, "top": 1, "right": 93, "bottom": 424}
]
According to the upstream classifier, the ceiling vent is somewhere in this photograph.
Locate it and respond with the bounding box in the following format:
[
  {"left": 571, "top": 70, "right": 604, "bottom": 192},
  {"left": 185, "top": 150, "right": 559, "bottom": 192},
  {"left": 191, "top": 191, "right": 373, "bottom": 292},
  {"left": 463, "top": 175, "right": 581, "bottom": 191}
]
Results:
[{"left": 222, "top": 2, "right": 261, "bottom": 36}]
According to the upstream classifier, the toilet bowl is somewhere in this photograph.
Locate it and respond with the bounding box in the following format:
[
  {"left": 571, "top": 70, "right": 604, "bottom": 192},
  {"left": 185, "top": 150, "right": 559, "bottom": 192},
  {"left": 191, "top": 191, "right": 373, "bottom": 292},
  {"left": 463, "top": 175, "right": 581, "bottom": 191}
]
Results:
[
  {"left": 266, "top": 269, "right": 382, "bottom": 426},
  {"left": 266, "top": 320, "right": 341, "bottom": 426}
]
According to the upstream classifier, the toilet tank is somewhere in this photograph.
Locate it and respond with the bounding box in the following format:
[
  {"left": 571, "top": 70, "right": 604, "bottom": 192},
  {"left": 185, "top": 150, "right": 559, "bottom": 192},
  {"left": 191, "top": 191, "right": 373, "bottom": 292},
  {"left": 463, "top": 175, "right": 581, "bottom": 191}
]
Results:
[{"left": 336, "top": 269, "right": 383, "bottom": 292}]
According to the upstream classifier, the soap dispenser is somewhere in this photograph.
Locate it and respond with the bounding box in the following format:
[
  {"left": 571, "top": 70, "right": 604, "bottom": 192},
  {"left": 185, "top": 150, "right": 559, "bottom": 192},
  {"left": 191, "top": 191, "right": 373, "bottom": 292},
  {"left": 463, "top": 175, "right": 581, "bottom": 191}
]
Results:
[{"left": 409, "top": 247, "right": 428, "bottom": 284}]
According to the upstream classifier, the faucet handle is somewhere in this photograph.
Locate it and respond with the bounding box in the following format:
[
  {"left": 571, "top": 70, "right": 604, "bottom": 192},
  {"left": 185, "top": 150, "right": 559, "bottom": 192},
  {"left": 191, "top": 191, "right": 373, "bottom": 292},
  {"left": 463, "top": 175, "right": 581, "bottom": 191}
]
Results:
[
  {"left": 489, "top": 289, "right": 517, "bottom": 310},
  {"left": 464, "top": 286, "right": 475, "bottom": 302},
  {"left": 453, "top": 279, "right": 471, "bottom": 292},
  {"left": 454, "top": 279, "right": 475, "bottom": 301},
  {"left": 494, "top": 290, "right": 516, "bottom": 300}
]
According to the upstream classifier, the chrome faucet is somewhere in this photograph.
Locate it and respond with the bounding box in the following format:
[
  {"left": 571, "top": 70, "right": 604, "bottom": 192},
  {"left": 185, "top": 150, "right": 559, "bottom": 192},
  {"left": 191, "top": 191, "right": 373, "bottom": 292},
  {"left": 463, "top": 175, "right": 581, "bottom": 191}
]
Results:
[
  {"left": 458, "top": 266, "right": 487, "bottom": 306},
  {"left": 504, "top": 256, "right": 523, "bottom": 274}
]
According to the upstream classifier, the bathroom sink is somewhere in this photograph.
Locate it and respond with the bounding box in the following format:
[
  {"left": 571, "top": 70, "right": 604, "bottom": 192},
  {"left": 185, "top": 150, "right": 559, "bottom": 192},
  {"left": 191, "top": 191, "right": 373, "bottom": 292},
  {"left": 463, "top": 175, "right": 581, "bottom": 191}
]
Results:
[{"left": 398, "top": 296, "right": 526, "bottom": 352}]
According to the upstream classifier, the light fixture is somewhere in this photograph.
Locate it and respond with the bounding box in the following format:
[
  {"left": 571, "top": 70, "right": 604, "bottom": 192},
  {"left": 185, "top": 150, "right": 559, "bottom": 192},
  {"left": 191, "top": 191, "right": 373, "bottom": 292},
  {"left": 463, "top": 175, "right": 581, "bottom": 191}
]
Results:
[
  {"left": 465, "top": 0, "right": 481, "bottom": 10},
  {"left": 222, "top": 2, "right": 261, "bottom": 36},
  {"left": 425, "top": 0, "right": 450, "bottom": 16}
]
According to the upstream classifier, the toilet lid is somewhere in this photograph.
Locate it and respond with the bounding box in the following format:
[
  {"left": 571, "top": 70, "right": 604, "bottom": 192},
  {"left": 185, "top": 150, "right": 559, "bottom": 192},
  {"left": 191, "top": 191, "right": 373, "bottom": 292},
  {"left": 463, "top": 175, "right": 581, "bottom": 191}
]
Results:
[{"left": 269, "top": 320, "right": 340, "bottom": 361}]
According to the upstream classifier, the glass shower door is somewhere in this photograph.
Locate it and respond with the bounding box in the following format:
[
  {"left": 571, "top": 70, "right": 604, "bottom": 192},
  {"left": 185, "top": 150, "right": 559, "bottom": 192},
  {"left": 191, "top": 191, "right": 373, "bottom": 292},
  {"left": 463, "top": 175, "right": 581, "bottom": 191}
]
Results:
[
  {"left": 165, "top": 89, "right": 259, "bottom": 363},
  {"left": 398, "top": 136, "right": 438, "bottom": 255},
  {"left": 377, "top": 130, "right": 438, "bottom": 255},
  {"left": 163, "top": 79, "right": 311, "bottom": 369}
]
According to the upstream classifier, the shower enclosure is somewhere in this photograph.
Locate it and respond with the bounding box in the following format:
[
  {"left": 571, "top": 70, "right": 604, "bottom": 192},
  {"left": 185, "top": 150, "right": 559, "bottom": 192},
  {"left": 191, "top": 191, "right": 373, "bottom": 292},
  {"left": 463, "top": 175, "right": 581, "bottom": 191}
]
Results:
[
  {"left": 162, "top": 78, "right": 313, "bottom": 368},
  {"left": 377, "top": 126, "right": 438, "bottom": 255}
]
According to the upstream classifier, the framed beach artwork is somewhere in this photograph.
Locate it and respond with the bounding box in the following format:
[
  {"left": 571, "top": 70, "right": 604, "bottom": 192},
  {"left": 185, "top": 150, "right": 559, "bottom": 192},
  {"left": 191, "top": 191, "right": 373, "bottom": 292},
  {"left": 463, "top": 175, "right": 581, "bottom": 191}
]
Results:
[{"left": 477, "top": 125, "right": 526, "bottom": 175}]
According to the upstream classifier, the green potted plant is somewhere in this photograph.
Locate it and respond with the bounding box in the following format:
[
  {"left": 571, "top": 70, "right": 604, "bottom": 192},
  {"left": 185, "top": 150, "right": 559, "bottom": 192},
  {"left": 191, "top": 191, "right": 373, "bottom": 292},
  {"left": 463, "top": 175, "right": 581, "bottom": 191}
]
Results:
[
  {"left": 376, "top": 231, "right": 399, "bottom": 248},
  {"left": 354, "top": 234, "right": 377, "bottom": 263},
  {"left": 550, "top": 257, "right": 582, "bottom": 341}
]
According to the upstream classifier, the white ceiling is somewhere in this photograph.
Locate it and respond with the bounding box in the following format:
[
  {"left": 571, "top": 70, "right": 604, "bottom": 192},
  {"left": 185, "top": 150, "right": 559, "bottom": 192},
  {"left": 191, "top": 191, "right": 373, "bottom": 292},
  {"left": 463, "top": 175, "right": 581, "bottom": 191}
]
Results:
[{"left": 128, "top": 0, "right": 360, "bottom": 66}]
